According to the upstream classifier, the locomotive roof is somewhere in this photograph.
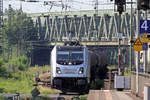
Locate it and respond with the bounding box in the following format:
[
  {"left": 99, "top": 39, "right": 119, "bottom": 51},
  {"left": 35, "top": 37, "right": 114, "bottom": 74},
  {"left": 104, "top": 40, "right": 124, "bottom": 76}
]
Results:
[{"left": 56, "top": 46, "right": 84, "bottom": 51}]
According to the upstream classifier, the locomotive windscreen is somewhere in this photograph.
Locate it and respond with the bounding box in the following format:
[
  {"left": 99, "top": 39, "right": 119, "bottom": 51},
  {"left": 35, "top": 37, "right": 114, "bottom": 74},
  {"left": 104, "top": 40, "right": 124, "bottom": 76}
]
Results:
[{"left": 56, "top": 46, "right": 84, "bottom": 65}]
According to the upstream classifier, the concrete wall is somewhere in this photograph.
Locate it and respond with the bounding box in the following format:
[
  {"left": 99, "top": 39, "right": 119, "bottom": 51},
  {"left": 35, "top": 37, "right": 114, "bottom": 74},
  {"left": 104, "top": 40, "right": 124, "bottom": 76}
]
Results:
[{"left": 131, "top": 72, "right": 150, "bottom": 98}]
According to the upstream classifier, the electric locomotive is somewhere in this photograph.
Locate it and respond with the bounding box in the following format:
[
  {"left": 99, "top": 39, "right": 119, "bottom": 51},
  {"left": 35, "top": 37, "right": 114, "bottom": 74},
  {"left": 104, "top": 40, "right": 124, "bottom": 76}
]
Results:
[{"left": 50, "top": 44, "right": 90, "bottom": 93}]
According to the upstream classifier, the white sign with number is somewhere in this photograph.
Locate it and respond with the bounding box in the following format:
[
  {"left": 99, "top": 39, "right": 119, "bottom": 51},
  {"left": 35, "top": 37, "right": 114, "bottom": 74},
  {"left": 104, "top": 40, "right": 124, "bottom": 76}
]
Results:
[
  {"left": 140, "top": 20, "right": 150, "bottom": 34},
  {"left": 141, "top": 20, "right": 148, "bottom": 31}
]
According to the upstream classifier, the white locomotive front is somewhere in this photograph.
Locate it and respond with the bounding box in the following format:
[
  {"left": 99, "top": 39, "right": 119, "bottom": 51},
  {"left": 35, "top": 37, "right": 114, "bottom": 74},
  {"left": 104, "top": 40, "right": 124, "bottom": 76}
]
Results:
[{"left": 51, "top": 45, "right": 90, "bottom": 93}]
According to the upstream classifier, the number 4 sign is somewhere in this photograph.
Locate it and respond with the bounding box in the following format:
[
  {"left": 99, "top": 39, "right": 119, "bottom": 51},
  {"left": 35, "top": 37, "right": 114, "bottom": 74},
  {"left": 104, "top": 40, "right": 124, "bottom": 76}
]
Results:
[{"left": 140, "top": 20, "right": 150, "bottom": 34}]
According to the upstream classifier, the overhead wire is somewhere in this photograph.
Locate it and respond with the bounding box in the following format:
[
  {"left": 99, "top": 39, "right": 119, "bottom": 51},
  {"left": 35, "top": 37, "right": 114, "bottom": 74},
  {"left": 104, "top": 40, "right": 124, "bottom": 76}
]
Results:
[
  {"left": 4, "top": 0, "right": 137, "bottom": 13},
  {"left": 71, "top": 0, "right": 91, "bottom": 5}
]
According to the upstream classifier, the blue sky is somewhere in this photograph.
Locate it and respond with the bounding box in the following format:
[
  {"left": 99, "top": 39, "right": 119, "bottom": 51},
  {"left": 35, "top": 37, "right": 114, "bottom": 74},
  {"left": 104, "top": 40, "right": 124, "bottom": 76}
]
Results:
[{"left": 4, "top": 0, "right": 136, "bottom": 13}]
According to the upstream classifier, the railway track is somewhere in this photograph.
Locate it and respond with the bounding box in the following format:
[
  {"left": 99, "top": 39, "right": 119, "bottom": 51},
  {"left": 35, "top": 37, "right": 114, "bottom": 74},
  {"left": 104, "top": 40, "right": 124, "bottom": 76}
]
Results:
[
  {"left": 38, "top": 93, "right": 81, "bottom": 100},
  {"left": 0, "top": 93, "right": 82, "bottom": 100},
  {"left": 34, "top": 71, "right": 85, "bottom": 100},
  {"left": 56, "top": 93, "right": 80, "bottom": 100}
]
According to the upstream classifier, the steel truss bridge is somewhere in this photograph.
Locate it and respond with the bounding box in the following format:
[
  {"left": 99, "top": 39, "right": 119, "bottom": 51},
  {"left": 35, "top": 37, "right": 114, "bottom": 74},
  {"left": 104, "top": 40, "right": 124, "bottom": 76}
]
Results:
[
  {"left": 31, "top": 12, "right": 138, "bottom": 66},
  {"left": 34, "top": 12, "right": 137, "bottom": 44}
]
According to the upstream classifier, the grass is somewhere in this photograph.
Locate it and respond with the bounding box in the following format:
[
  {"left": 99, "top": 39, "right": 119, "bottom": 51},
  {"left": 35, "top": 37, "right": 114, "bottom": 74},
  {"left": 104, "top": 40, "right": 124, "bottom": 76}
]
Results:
[
  {"left": 0, "top": 97, "right": 5, "bottom": 100},
  {"left": 0, "top": 72, "right": 34, "bottom": 93},
  {"left": 79, "top": 94, "right": 88, "bottom": 100},
  {"left": 0, "top": 65, "right": 57, "bottom": 94},
  {"left": 72, "top": 94, "right": 88, "bottom": 100}
]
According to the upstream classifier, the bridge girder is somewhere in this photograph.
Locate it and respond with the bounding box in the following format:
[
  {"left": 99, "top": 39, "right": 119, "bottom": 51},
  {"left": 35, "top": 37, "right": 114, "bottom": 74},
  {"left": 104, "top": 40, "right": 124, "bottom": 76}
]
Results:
[{"left": 35, "top": 12, "right": 136, "bottom": 43}]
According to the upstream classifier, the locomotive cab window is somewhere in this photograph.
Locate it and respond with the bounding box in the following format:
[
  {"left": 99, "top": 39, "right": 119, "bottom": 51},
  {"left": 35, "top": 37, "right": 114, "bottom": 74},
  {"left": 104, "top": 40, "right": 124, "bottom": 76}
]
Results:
[{"left": 57, "top": 50, "right": 84, "bottom": 65}]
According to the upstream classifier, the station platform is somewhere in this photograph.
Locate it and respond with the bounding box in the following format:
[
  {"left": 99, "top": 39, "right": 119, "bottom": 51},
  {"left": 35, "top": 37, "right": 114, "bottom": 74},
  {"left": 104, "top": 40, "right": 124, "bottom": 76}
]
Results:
[{"left": 87, "top": 90, "right": 142, "bottom": 100}]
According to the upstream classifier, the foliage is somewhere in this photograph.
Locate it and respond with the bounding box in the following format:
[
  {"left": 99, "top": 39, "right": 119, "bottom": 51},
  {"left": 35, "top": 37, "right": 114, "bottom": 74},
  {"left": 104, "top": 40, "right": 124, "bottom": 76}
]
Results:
[
  {"left": 0, "top": 57, "right": 6, "bottom": 76},
  {"left": 0, "top": 66, "right": 54, "bottom": 94},
  {"left": 0, "top": 97, "right": 6, "bottom": 100},
  {"left": 0, "top": 56, "right": 30, "bottom": 79},
  {"left": 4, "top": 9, "right": 38, "bottom": 44},
  {"left": 2, "top": 7, "right": 38, "bottom": 58},
  {"left": 0, "top": 57, "right": 11, "bottom": 78},
  {"left": 0, "top": 72, "right": 34, "bottom": 93},
  {"left": 0, "top": 6, "right": 54, "bottom": 95},
  {"left": 0, "top": 67, "right": 51, "bottom": 94},
  {"left": 79, "top": 95, "right": 88, "bottom": 100},
  {"left": 6, "top": 56, "right": 29, "bottom": 73}
]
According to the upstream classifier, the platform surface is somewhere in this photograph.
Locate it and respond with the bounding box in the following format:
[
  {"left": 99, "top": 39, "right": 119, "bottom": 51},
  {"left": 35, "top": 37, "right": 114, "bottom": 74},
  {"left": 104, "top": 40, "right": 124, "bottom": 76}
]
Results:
[{"left": 87, "top": 90, "right": 142, "bottom": 100}]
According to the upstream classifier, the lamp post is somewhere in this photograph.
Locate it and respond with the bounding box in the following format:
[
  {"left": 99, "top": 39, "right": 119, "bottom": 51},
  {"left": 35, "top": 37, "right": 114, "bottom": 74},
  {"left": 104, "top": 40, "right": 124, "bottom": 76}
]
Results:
[
  {"left": 130, "top": 0, "right": 133, "bottom": 71},
  {"left": 143, "top": 10, "right": 147, "bottom": 73},
  {"left": 136, "top": 0, "right": 140, "bottom": 95},
  {"left": 118, "top": 33, "right": 121, "bottom": 75},
  {"left": 118, "top": 14, "right": 122, "bottom": 76}
]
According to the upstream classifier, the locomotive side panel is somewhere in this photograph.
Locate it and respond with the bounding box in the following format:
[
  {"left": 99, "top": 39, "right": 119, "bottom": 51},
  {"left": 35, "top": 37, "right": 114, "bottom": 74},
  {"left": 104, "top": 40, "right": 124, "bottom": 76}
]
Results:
[{"left": 50, "top": 46, "right": 57, "bottom": 87}]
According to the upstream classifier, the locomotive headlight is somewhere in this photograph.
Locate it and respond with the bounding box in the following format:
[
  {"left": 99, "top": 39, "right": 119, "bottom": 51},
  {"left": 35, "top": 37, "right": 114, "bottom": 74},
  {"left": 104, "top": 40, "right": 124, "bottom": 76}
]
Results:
[
  {"left": 78, "top": 67, "right": 84, "bottom": 74},
  {"left": 56, "top": 67, "right": 62, "bottom": 74}
]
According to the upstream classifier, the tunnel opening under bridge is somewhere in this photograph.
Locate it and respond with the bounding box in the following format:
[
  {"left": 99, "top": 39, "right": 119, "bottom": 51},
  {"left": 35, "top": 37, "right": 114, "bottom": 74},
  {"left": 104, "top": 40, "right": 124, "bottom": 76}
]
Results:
[
  {"left": 30, "top": 45, "right": 131, "bottom": 66},
  {"left": 31, "top": 46, "right": 53, "bottom": 66}
]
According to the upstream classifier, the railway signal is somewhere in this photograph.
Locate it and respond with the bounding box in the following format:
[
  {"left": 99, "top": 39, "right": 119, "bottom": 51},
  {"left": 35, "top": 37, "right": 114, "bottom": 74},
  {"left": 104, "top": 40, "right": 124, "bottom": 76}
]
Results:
[
  {"left": 110, "top": 0, "right": 126, "bottom": 75},
  {"left": 138, "top": 0, "right": 150, "bottom": 10},
  {"left": 110, "top": 0, "right": 126, "bottom": 14},
  {"left": 116, "top": 0, "right": 126, "bottom": 14}
]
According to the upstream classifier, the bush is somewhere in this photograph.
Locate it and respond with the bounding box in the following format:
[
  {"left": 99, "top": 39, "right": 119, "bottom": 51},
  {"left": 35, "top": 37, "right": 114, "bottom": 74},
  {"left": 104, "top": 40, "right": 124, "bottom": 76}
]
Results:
[
  {"left": 6, "top": 56, "right": 29, "bottom": 72},
  {"left": 0, "top": 57, "right": 11, "bottom": 78},
  {"left": 0, "top": 88, "right": 5, "bottom": 93}
]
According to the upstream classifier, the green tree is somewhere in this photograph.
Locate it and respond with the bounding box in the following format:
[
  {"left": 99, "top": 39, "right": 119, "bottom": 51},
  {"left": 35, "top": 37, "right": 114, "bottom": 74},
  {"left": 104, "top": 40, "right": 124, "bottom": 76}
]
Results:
[{"left": 3, "top": 7, "right": 38, "bottom": 59}]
